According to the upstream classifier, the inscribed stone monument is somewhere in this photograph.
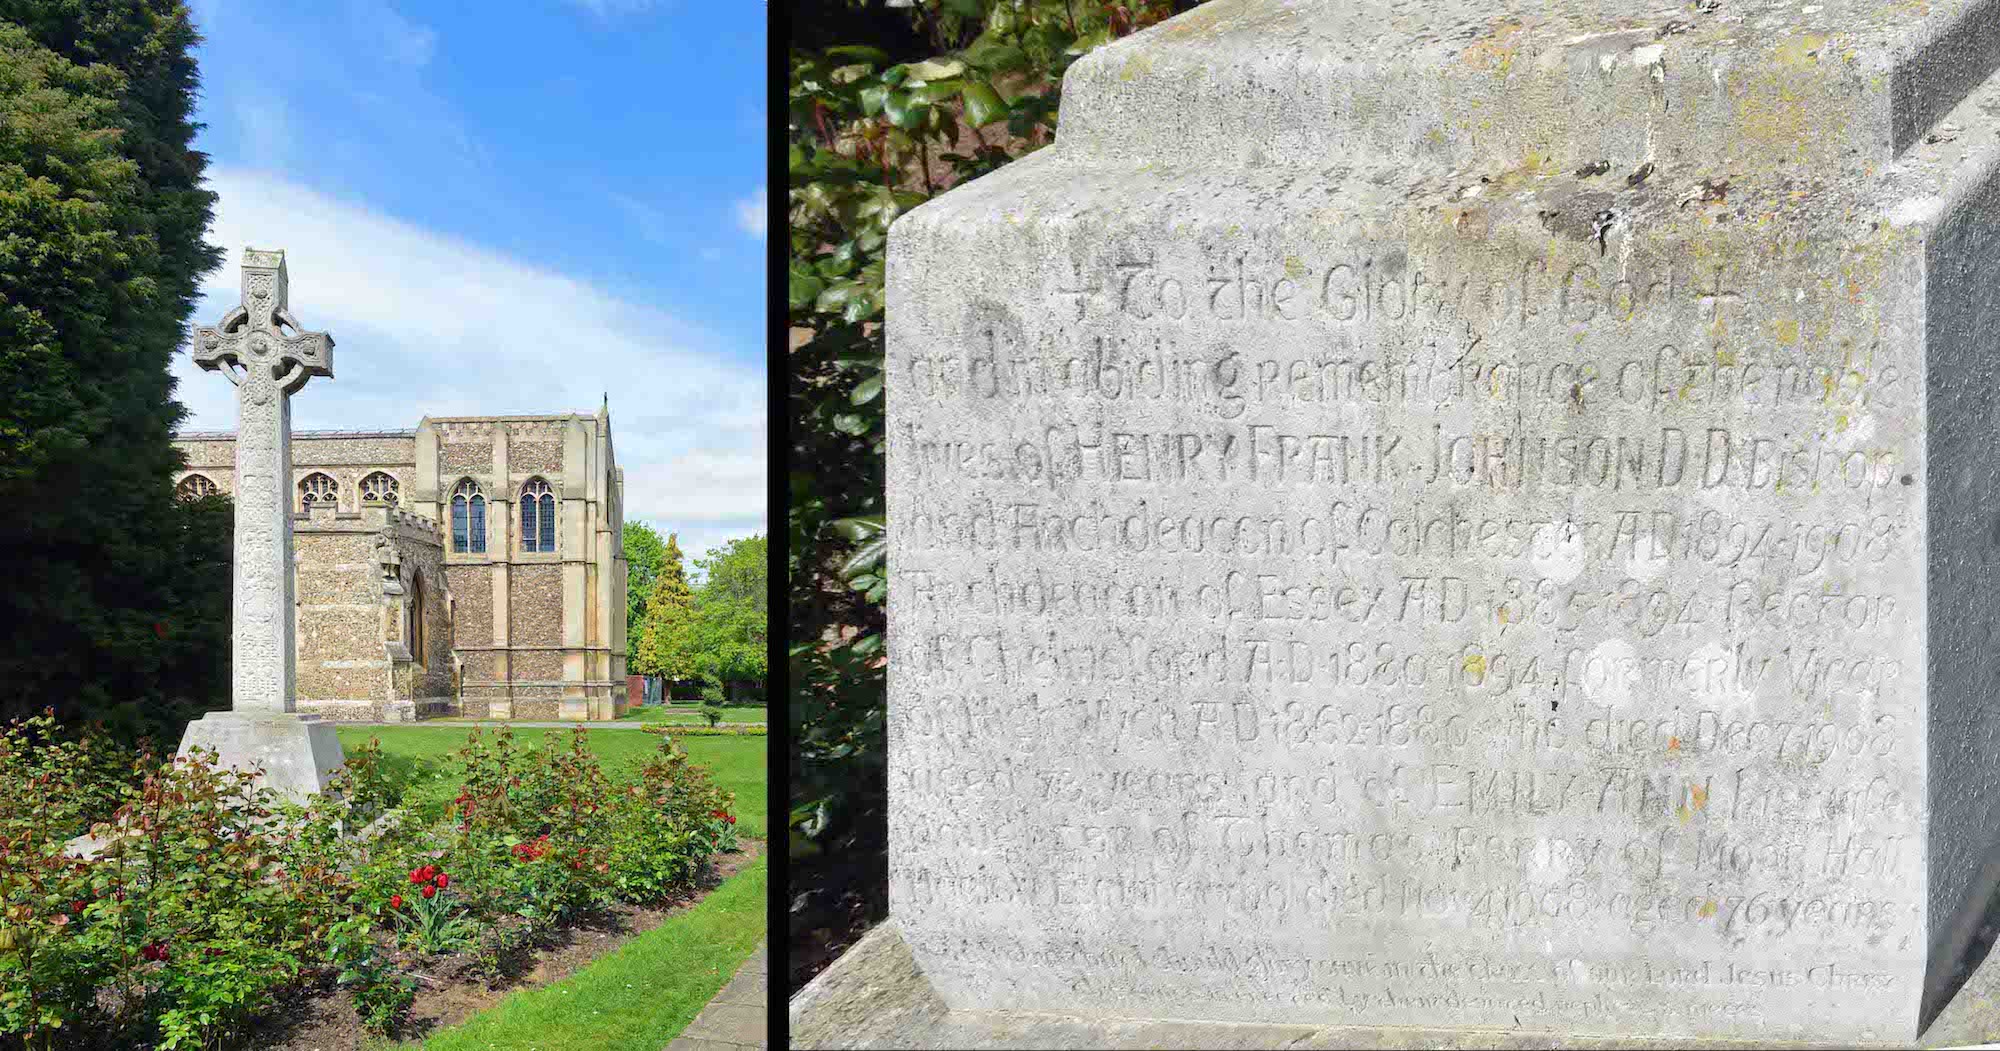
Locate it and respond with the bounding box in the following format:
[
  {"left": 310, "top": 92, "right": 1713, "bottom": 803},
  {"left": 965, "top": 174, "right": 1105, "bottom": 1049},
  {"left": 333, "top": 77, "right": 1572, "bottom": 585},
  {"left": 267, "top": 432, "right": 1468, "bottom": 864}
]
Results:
[
  {"left": 178, "top": 249, "right": 346, "bottom": 801},
  {"left": 881, "top": 0, "right": 2000, "bottom": 1042}
]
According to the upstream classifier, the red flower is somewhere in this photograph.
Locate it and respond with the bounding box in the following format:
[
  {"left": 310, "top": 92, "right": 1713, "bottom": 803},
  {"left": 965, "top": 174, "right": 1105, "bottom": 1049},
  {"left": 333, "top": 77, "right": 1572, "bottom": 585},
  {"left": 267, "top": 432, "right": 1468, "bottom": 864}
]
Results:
[
  {"left": 71, "top": 900, "right": 86, "bottom": 913},
  {"left": 726, "top": 814, "right": 736, "bottom": 825},
  {"left": 141, "top": 942, "right": 170, "bottom": 962},
  {"left": 421, "top": 885, "right": 437, "bottom": 899},
  {"left": 434, "top": 873, "right": 450, "bottom": 889},
  {"left": 153, "top": 621, "right": 169, "bottom": 639},
  {"left": 389, "top": 894, "right": 403, "bottom": 909}
]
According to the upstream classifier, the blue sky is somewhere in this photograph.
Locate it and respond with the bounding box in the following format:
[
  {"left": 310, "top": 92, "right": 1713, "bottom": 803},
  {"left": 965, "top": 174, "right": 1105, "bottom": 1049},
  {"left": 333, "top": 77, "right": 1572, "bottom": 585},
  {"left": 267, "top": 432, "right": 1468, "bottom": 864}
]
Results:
[{"left": 176, "top": 0, "right": 767, "bottom": 562}]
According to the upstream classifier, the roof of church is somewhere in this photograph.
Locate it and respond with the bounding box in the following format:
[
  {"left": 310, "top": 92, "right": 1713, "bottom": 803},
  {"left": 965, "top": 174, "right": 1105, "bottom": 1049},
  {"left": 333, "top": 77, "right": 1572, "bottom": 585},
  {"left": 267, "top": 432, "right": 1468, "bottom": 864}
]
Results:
[{"left": 174, "top": 429, "right": 417, "bottom": 440}]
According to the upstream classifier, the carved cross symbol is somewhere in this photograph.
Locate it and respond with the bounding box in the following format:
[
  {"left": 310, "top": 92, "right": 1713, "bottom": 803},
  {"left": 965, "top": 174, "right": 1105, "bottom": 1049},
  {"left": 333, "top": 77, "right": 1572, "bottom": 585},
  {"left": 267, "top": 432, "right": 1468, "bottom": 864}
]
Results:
[
  {"left": 1052, "top": 273, "right": 1103, "bottom": 321},
  {"left": 1695, "top": 266, "right": 1746, "bottom": 324},
  {"left": 192, "top": 249, "right": 334, "bottom": 402}
]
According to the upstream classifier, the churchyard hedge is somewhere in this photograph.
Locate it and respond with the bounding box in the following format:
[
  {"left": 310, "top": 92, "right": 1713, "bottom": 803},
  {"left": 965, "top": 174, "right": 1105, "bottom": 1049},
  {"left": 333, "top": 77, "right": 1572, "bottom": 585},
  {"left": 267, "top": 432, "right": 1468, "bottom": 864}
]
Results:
[
  {"left": 641, "top": 724, "right": 770, "bottom": 737},
  {"left": 0, "top": 711, "right": 737, "bottom": 1049}
]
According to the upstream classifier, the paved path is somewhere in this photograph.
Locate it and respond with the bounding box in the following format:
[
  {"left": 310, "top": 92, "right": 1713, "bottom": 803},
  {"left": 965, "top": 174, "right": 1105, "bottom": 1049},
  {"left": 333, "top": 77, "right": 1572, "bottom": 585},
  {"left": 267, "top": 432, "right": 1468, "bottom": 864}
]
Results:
[{"left": 667, "top": 940, "right": 767, "bottom": 1051}]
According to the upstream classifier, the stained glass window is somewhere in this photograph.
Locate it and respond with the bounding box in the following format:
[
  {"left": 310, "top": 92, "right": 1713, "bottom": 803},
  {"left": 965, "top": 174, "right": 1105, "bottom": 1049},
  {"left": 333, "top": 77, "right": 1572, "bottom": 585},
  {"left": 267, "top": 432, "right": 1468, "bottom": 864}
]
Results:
[{"left": 522, "top": 479, "right": 556, "bottom": 552}]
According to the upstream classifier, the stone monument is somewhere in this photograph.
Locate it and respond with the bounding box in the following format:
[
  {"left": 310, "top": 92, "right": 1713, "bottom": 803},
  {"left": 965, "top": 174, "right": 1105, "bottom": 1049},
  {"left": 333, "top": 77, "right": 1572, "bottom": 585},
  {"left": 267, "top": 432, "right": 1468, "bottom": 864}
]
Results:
[
  {"left": 850, "top": 0, "right": 2000, "bottom": 1044},
  {"left": 178, "top": 248, "right": 346, "bottom": 802}
]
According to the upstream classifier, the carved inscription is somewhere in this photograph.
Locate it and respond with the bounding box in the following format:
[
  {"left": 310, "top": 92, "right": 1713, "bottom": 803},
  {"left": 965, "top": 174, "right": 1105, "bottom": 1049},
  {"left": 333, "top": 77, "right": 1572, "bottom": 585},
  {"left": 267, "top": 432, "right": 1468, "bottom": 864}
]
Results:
[{"left": 889, "top": 241, "right": 1924, "bottom": 1029}]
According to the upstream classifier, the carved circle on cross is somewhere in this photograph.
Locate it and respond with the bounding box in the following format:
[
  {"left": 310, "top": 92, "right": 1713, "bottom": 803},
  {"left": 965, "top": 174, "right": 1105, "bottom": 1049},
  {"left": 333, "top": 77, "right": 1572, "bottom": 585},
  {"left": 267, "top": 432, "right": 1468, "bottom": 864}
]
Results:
[{"left": 249, "top": 335, "right": 271, "bottom": 359}]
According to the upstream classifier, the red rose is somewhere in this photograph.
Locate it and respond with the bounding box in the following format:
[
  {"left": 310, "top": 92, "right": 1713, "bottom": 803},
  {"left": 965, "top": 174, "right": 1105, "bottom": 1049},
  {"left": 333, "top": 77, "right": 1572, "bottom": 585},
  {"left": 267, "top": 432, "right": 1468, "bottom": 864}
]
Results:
[
  {"left": 421, "top": 885, "right": 437, "bottom": 899},
  {"left": 434, "top": 873, "right": 450, "bottom": 889},
  {"left": 726, "top": 814, "right": 736, "bottom": 825},
  {"left": 389, "top": 894, "right": 403, "bottom": 909}
]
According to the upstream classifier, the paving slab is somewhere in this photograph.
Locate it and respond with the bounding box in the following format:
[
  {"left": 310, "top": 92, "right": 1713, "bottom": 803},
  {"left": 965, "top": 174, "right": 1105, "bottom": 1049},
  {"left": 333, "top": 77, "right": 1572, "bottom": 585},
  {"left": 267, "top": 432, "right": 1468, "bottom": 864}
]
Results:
[{"left": 668, "top": 940, "right": 767, "bottom": 1051}]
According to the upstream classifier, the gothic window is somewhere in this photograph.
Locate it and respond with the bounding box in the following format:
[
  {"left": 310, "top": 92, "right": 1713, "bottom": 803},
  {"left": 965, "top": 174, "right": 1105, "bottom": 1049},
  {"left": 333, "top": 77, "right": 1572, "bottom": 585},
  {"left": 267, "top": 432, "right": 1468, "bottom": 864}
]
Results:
[
  {"left": 299, "top": 472, "right": 339, "bottom": 511},
  {"left": 175, "top": 474, "right": 217, "bottom": 501},
  {"left": 521, "top": 478, "right": 557, "bottom": 552},
  {"left": 409, "top": 573, "right": 426, "bottom": 666},
  {"left": 359, "top": 471, "right": 400, "bottom": 506},
  {"left": 451, "top": 480, "right": 486, "bottom": 553}
]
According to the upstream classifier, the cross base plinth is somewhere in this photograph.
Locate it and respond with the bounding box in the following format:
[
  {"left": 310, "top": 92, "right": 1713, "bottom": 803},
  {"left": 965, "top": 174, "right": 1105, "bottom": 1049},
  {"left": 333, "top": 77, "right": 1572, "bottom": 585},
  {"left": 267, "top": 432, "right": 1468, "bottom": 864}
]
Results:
[{"left": 176, "top": 710, "right": 346, "bottom": 805}]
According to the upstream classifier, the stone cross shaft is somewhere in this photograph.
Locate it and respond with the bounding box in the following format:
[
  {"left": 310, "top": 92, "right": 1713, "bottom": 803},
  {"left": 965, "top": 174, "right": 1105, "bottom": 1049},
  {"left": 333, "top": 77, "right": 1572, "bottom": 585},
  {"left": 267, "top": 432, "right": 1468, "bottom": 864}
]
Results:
[{"left": 191, "top": 249, "right": 334, "bottom": 712}]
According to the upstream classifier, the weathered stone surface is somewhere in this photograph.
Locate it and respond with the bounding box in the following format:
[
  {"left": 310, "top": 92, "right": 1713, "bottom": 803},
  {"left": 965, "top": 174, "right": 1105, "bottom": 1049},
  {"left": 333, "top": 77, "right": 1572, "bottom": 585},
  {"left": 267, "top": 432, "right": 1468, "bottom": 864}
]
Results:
[
  {"left": 179, "top": 248, "right": 347, "bottom": 795},
  {"left": 190, "top": 248, "right": 332, "bottom": 716},
  {"left": 791, "top": 920, "right": 2000, "bottom": 1049},
  {"left": 882, "top": 0, "right": 2000, "bottom": 1041},
  {"left": 177, "top": 710, "right": 346, "bottom": 805}
]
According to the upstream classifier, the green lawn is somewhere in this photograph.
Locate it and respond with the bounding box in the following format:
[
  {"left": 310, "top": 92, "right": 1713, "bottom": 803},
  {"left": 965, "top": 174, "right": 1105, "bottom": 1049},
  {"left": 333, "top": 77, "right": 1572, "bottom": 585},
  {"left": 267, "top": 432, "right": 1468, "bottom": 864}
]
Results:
[
  {"left": 617, "top": 704, "right": 766, "bottom": 725},
  {"left": 333, "top": 726, "right": 768, "bottom": 838},
  {"left": 415, "top": 857, "right": 767, "bottom": 1051}
]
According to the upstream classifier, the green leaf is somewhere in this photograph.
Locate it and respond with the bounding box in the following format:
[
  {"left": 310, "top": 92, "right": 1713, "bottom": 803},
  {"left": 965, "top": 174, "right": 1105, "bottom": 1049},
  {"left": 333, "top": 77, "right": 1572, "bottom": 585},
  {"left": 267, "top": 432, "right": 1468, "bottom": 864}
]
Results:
[
  {"left": 823, "top": 45, "right": 891, "bottom": 65},
  {"left": 905, "top": 58, "right": 965, "bottom": 81},
  {"left": 910, "top": 80, "right": 963, "bottom": 105},
  {"left": 850, "top": 375, "right": 883, "bottom": 405},
  {"left": 882, "top": 90, "right": 928, "bottom": 131},
  {"left": 813, "top": 284, "right": 856, "bottom": 314},
  {"left": 964, "top": 41, "right": 1029, "bottom": 72},
  {"left": 829, "top": 516, "right": 885, "bottom": 541},
  {"left": 858, "top": 84, "right": 889, "bottom": 117},
  {"left": 962, "top": 82, "right": 1006, "bottom": 126},
  {"left": 842, "top": 537, "right": 887, "bottom": 579},
  {"left": 788, "top": 264, "right": 825, "bottom": 311}
]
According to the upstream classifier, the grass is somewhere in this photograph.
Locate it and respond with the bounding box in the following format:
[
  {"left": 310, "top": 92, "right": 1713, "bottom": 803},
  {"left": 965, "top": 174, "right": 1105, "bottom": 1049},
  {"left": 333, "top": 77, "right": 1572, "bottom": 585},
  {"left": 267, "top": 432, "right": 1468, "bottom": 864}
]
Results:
[
  {"left": 617, "top": 704, "right": 766, "bottom": 725},
  {"left": 333, "top": 726, "right": 768, "bottom": 838},
  {"left": 413, "top": 856, "right": 767, "bottom": 1051}
]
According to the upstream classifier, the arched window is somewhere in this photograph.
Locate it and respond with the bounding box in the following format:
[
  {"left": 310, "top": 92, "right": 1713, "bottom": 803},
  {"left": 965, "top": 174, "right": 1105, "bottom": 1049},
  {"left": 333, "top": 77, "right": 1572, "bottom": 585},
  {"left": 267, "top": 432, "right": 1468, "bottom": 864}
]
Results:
[
  {"left": 409, "top": 572, "right": 426, "bottom": 666},
  {"left": 299, "top": 472, "right": 339, "bottom": 511},
  {"left": 175, "top": 474, "right": 217, "bottom": 501},
  {"left": 359, "top": 471, "right": 400, "bottom": 506},
  {"left": 450, "top": 480, "right": 486, "bottom": 553},
  {"left": 521, "top": 478, "right": 557, "bottom": 552}
]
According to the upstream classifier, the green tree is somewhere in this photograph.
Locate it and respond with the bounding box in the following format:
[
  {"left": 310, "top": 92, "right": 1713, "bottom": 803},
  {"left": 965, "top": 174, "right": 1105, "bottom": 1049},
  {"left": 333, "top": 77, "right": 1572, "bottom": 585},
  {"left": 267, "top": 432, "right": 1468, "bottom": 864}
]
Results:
[
  {"left": 633, "top": 533, "right": 698, "bottom": 679},
  {"left": 622, "top": 521, "right": 668, "bottom": 651},
  {"left": 690, "top": 535, "right": 767, "bottom": 689},
  {"left": 0, "top": 0, "right": 229, "bottom": 738}
]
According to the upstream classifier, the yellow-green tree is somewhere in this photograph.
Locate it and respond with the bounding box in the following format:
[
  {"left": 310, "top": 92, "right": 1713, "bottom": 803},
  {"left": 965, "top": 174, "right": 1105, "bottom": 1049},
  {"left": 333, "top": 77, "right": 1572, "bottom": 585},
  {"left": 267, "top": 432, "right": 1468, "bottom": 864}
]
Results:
[{"left": 633, "top": 533, "right": 697, "bottom": 678}]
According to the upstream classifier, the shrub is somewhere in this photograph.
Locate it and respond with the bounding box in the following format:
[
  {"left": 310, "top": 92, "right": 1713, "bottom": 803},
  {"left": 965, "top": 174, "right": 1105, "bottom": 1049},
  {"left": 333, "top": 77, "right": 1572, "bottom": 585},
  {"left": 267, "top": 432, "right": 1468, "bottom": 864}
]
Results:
[
  {"left": 0, "top": 715, "right": 736, "bottom": 1048},
  {"left": 641, "top": 724, "right": 767, "bottom": 737},
  {"left": 607, "top": 737, "right": 737, "bottom": 903}
]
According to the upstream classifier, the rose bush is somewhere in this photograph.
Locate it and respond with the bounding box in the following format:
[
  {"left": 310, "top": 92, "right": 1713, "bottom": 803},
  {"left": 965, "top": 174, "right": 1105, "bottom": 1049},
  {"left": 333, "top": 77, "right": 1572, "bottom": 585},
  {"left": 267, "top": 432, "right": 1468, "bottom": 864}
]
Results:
[{"left": 0, "top": 712, "right": 738, "bottom": 1047}]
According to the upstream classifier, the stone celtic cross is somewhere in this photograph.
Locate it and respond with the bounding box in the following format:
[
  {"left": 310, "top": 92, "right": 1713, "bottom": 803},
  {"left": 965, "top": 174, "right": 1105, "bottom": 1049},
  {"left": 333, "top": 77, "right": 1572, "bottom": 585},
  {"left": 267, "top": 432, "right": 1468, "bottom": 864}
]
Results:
[{"left": 192, "top": 249, "right": 334, "bottom": 713}]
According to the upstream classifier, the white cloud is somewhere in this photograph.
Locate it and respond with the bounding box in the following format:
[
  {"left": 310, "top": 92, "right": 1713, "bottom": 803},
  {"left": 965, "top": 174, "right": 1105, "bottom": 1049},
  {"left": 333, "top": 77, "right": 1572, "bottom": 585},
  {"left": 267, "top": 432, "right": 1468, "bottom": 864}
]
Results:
[
  {"left": 608, "top": 191, "right": 672, "bottom": 245},
  {"left": 566, "top": 0, "right": 660, "bottom": 15},
  {"left": 356, "top": 0, "right": 438, "bottom": 68},
  {"left": 735, "top": 186, "right": 767, "bottom": 238},
  {"left": 180, "top": 166, "right": 765, "bottom": 537}
]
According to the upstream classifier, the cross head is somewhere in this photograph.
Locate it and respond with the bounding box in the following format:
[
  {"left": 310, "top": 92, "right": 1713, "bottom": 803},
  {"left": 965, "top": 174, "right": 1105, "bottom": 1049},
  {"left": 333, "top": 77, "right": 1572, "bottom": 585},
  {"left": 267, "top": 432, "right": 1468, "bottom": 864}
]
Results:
[{"left": 192, "top": 249, "right": 335, "bottom": 400}]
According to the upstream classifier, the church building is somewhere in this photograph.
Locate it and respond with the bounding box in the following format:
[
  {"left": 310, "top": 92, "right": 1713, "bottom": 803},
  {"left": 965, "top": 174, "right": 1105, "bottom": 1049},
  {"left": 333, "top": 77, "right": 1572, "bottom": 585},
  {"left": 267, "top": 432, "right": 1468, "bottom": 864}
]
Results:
[{"left": 173, "top": 409, "right": 629, "bottom": 722}]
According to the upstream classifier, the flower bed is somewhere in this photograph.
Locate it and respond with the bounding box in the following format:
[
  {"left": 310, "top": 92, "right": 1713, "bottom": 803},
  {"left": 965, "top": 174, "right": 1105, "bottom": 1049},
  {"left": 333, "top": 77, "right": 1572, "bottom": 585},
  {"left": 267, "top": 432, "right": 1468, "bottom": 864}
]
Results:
[
  {"left": 0, "top": 711, "right": 738, "bottom": 1048},
  {"left": 639, "top": 724, "right": 768, "bottom": 737}
]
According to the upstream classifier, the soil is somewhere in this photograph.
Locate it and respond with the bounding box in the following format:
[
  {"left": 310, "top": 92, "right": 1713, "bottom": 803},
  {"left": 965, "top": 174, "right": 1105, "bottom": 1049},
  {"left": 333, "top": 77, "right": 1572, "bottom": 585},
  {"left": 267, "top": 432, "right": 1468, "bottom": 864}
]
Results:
[{"left": 252, "top": 837, "right": 764, "bottom": 1051}]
